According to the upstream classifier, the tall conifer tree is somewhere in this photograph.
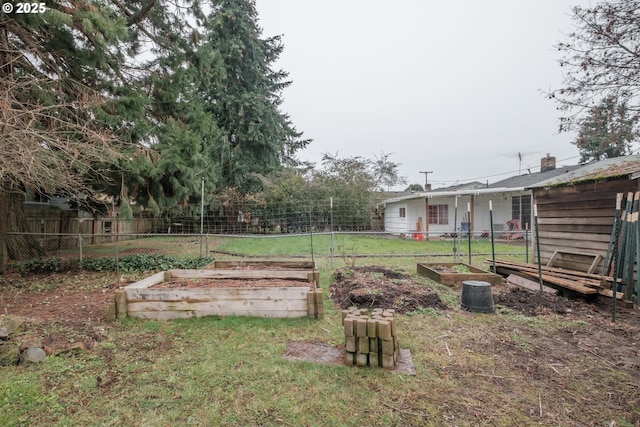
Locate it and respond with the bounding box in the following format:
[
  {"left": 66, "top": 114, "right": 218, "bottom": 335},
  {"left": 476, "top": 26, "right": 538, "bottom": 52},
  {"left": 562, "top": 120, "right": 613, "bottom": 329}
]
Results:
[{"left": 204, "top": 0, "right": 310, "bottom": 192}]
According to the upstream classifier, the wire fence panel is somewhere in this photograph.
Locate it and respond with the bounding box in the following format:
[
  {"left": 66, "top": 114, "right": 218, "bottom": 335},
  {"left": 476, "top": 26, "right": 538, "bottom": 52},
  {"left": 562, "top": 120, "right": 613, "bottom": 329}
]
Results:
[{"left": 6, "top": 229, "right": 533, "bottom": 269}]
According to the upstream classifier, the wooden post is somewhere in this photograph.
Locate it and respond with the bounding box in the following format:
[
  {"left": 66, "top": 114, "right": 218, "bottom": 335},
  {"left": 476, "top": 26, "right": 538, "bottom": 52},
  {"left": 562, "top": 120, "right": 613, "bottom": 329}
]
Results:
[{"left": 114, "top": 290, "right": 127, "bottom": 320}]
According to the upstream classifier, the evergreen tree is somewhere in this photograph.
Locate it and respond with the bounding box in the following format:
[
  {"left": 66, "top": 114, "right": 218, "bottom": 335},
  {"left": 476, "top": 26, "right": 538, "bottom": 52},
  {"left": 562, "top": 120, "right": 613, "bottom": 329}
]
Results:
[
  {"left": 204, "top": 0, "right": 310, "bottom": 192},
  {"left": 98, "top": 1, "right": 223, "bottom": 216},
  {"left": 574, "top": 96, "right": 638, "bottom": 162},
  {"left": 0, "top": 1, "right": 132, "bottom": 265}
]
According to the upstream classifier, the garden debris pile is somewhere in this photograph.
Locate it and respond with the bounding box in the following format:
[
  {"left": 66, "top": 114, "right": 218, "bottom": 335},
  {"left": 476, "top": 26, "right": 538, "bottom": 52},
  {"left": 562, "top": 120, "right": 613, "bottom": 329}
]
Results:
[{"left": 329, "top": 266, "right": 447, "bottom": 314}]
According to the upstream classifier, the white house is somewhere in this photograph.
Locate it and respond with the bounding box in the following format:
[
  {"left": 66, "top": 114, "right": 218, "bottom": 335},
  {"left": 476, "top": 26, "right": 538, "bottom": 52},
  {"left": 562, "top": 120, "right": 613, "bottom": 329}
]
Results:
[{"left": 383, "top": 155, "right": 580, "bottom": 238}]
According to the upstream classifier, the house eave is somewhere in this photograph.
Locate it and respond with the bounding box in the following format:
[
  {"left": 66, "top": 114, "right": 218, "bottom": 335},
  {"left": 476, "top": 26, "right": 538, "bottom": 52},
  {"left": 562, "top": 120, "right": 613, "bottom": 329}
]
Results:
[{"left": 382, "top": 187, "right": 527, "bottom": 205}]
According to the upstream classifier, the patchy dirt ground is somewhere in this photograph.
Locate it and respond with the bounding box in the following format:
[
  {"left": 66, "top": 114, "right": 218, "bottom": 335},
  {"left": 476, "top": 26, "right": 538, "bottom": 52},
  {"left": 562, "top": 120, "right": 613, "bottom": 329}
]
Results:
[
  {"left": 0, "top": 271, "right": 126, "bottom": 352},
  {"left": 1, "top": 265, "right": 640, "bottom": 425},
  {"left": 3, "top": 266, "right": 639, "bottom": 352}
]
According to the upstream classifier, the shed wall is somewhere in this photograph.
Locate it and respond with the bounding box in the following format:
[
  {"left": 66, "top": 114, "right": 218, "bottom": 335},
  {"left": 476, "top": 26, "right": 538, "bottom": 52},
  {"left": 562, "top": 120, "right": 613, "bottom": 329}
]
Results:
[{"left": 532, "top": 177, "right": 639, "bottom": 272}]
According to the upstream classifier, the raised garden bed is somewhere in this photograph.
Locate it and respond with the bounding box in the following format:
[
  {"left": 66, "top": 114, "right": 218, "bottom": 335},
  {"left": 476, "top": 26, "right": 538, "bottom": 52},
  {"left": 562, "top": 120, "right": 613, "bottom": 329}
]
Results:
[
  {"left": 417, "top": 263, "right": 502, "bottom": 287},
  {"left": 114, "top": 266, "right": 322, "bottom": 320},
  {"left": 205, "top": 260, "right": 316, "bottom": 270}
]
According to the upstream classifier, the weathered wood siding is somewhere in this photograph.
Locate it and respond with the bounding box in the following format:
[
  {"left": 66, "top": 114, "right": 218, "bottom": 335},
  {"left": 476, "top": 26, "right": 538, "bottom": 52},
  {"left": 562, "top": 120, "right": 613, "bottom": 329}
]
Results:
[{"left": 532, "top": 177, "right": 639, "bottom": 272}]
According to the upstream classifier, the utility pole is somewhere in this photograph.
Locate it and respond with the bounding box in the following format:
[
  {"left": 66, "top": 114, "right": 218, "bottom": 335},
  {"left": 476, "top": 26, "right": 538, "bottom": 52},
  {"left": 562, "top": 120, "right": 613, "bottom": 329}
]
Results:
[{"left": 419, "top": 171, "right": 433, "bottom": 191}]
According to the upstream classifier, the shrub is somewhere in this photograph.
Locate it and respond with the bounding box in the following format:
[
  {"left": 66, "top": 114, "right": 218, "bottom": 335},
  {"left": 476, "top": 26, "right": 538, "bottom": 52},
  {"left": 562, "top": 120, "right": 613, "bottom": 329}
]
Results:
[
  {"left": 81, "top": 254, "right": 213, "bottom": 273},
  {"left": 17, "top": 257, "right": 63, "bottom": 274}
]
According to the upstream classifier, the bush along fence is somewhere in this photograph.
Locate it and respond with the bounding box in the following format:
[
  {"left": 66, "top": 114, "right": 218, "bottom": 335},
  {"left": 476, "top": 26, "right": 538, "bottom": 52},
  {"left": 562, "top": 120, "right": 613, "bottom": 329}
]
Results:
[{"left": 342, "top": 307, "right": 399, "bottom": 369}]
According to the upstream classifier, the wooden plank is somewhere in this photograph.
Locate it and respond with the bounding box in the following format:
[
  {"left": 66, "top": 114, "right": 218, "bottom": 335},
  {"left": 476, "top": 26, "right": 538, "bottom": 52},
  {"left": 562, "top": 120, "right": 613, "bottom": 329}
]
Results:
[
  {"left": 538, "top": 224, "right": 614, "bottom": 234},
  {"left": 538, "top": 207, "right": 615, "bottom": 218},
  {"left": 124, "top": 271, "right": 165, "bottom": 289},
  {"left": 538, "top": 207, "right": 616, "bottom": 218},
  {"left": 506, "top": 274, "right": 558, "bottom": 294},
  {"left": 538, "top": 202, "right": 616, "bottom": 212},
  {"left": 537, "top": 243, "right": 610, "bottom": 259},
  {"left": 587, "top": 254, "right": 602, "bottom": 274},
  {"left": 538, "top": 217, "right": 615, "bottom": 226},
  {"left": 129, "top": 309, "right": 309, "bottom": 320},
  {"left": 167, "top": 269, "right": 313, "bottom": 281},
  {"left": 211, "top": 260, "right": 316, "bottom": 269},
  {"left": 125, "top": 287, "right": 311, "bottom": 302},
  {"left": 537, "top": 230, "right": 612, "bottom": 243},
  {"left": 596, "top": 288, "right": 625, "bottom": 300},
  {"left": 537, "top": 239, "right": 610, "bottom": 253},
  {"left": 126, "top": 298, "right": 308, "bottom": 314},
  {"left": 545, "top": 250, "right": 603, "bottom": 274},
  {"left": 546, "top": 250, "right": 559, "bottom": 267},
  {"left": 519, "top": 272, "right": 597, "bottom": 294},
  {"left": 493, "top": 259, "right": 612, "bottom": 282}
]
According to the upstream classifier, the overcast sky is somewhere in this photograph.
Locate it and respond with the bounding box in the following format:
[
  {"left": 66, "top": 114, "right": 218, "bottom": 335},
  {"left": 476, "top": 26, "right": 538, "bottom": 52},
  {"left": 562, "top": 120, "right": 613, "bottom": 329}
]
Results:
[{"left": 255, "top": 0, "right": 594, "bottom": 190}]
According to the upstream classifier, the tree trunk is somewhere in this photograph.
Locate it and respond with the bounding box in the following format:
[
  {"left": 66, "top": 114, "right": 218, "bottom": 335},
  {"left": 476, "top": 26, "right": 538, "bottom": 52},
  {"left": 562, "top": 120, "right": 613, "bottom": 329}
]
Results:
[
  {"left": 2, "top": 191, "right": 44, "bottom": 262},
  {"left": 0, "top": 191, "right": 7, "bottom": 273}
]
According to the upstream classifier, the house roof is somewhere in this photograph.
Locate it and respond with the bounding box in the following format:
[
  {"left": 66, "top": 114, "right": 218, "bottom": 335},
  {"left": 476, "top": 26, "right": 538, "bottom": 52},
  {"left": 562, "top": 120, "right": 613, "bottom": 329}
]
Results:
[
  {"left": 488, "top": 164, "right": 581, "bottom": 189},
  {"left": 430, "top": 181, "right": 487, "bottom": 192},
  {"left": 382, "top": 160, "right": 582, "bottom": 205},
  {"left": 527, "top": 154, "right": 640, "bottom": 189},
  {"left": 383, "top": 186, "right": 528, "bottom": 204}
]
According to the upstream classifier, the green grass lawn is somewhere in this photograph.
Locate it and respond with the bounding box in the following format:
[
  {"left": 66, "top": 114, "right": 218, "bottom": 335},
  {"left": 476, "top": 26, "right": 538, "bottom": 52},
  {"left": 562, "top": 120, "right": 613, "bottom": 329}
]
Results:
[{"left": 216, "top": 233, "right": 529, "bottom": 261}]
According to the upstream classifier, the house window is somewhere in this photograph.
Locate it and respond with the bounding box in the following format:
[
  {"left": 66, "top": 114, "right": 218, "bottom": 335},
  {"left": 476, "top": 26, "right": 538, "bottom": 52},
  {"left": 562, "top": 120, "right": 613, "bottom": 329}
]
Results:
[
  {"left": 511, "top": 196, "right": 531, "bottom": 228},
  {"left": 428, "top": 204, "right": 448, "bottom": 225},
  {"left": 399, "top": 207, "right": 406, "bottom": 218}
]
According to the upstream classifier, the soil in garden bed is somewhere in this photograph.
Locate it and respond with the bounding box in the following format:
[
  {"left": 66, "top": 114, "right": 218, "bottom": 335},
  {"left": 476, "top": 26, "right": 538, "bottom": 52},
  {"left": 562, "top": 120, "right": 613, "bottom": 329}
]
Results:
[
  {"left": 428, "top": 264, "right": 474, "bottom": 274},
  {"left": 150, "top": 278, "right": 312, "bottom": 289},
  {"left": 329, "top": 266, "right": 448, "bottom": 314}
]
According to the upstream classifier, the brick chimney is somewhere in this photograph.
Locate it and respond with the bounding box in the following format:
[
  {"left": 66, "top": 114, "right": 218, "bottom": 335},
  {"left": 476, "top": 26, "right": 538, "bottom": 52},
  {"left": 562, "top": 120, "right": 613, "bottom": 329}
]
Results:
[{"left": 541, "top": 153, "right": 556, "bottom": 173}]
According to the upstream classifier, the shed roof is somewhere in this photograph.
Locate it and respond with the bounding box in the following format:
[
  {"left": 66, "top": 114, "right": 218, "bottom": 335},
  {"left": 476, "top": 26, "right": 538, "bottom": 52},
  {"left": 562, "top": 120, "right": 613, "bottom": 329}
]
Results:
[{"left": 527, "top": 154, "right": 640, "bottom": 189}]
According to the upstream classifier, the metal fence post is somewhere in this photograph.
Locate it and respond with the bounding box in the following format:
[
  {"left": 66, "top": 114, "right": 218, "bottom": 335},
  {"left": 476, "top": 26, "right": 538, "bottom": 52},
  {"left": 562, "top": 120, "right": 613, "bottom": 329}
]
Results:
[
  {"left": 78, "top": 230, "right": 83, "bottom": 265},
  {"left": 330, "top": 197, "right": 334, "bottom": 269}
]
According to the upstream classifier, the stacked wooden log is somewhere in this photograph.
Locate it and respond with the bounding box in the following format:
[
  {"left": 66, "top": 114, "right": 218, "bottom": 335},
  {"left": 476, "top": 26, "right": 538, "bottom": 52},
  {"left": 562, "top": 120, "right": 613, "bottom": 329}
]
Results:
[
  {"left": 492, "top": 259, "right": 622, "bottom": 300},
  {"left": 307, "top": 288, "right": 324, "bottom": 319},
  {"left": 341, "top": 307, "right": 399, "bottom": 369}
]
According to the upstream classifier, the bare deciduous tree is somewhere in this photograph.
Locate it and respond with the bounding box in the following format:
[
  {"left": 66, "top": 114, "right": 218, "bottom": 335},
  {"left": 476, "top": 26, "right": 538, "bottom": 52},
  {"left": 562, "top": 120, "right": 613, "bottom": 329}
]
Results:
[
  {"left": 550, "top": 1, "right": 640, "bottom": 132},
  {"left": 0, "top": 4, "right": 129, "bottom": 268}
]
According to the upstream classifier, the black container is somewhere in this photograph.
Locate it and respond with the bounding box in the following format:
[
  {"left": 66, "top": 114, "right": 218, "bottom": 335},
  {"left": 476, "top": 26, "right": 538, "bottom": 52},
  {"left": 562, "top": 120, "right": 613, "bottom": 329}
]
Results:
[{"left": 460, "top": 280, "right": 495, "bottom": 313}]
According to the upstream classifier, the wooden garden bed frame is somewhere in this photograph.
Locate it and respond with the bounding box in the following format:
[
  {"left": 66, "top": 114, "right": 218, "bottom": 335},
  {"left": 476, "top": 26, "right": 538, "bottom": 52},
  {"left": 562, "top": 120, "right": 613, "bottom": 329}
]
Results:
[
  {"left": 417, "top": 262, "right": 503, "bottom": 287},
  {"left": 113, "top": 265, "right": 322, "bottom": 320}
]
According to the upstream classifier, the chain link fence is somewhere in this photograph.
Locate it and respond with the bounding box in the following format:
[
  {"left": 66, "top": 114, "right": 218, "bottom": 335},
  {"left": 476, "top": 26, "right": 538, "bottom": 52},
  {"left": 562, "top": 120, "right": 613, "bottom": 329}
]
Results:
[
  {"left": 5, "top": 223, "right": 533, "bottom": 270},
  {"left": 2, "top": 197, "right": 535, "bottom": 271}
]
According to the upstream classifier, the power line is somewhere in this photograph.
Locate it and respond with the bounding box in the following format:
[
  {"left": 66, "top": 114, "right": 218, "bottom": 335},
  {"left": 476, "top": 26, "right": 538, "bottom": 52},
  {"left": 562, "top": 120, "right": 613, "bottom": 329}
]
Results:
[{"left": 431, "top": 155, "right": 582, "bottom": 184}]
